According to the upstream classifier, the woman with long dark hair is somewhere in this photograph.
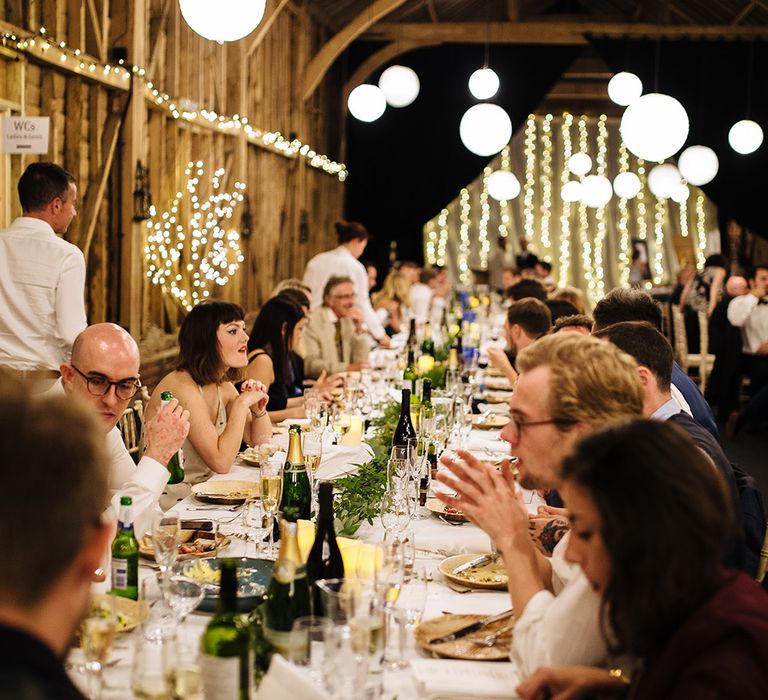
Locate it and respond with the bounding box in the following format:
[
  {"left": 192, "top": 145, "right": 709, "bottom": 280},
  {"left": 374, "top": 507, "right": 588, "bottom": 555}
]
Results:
[
  {"left": 517, "top": 420, "right": 768, "bottom": 699},
  {"left": 146, "top": 301, "right": 270, "bottom": 488}
]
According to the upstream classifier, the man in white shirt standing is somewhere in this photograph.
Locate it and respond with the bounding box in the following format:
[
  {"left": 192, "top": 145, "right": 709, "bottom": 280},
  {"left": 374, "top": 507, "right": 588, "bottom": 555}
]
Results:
[
  {"left": 60, "top": 323, "right": 190, "bottom": 536},
  {"left": 303, "top": 220, "right": 390, "bottom": 347},
  {"left": 0, "top": 163, "right": 87, "bottom": 392},
  {"left": 728, "top": 264, "right": 768, "bottom": 399}
]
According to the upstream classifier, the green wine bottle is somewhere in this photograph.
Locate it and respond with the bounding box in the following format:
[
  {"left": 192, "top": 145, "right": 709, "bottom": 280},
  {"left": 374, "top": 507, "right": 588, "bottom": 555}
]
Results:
[
  {"left": 159, "top": 390, "right": 185, "bottom": 484},
  {"left": 280, "top": 426, "right": 311, "bottom": 521},
  {"left": 403, "top": 348, "right": 418, "bottom": 394},
  {"left": 111, "top": 496, "right": 139, "bottom": 600},
  {"left": 200, "top": 559, "right": 253, "bottom": 700},
  {"left": 264, "top": 510, "right": 311, "bottom": 657},
  {"left": 420, "top": 321, "right": 436, "bottom": 357}
]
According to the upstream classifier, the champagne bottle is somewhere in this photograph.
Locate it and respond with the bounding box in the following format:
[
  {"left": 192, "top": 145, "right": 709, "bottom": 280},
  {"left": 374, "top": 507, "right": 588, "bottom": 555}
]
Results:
[
  {"left": 160, "top": 391, "right": 185, "bottom": 484},
  {"left": 448, "top": 347, "right": 459, "bottom": 371},
  {"left": 406, "top": 317, "right": 417, "bottom": 351},
  {"left": 306, "top": 482, "right": 344, "bottom": 615},
  {"left": 280, "top": 425, "right": 311, "bottom": 521},
  {"left": 111, "top": 496, "right": 139, "bottom": 600},
  {"left": 264, "top": 510, "right": 311, "bottom": 656},
  {"left": 200, "top": 559, "right": 252, "bottom": 700},
  {"left": 393, "top": 388, "right": 417, "bottom": 448},
  {"left": 420, "top": 321, "right": 435, "bottom": 356},
  {"left": 402, "top": 348, "right": 418, "bottom": 394}
]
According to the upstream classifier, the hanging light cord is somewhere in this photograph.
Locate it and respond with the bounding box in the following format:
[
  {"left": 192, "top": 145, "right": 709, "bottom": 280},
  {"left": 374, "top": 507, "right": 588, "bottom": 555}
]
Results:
[{"left": 745, "top": 39, "right": 755, "bottom": 118}]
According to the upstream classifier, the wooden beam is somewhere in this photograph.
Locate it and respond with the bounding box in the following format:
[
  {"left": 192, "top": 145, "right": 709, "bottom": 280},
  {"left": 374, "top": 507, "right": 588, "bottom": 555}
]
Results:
[
  {"left": 302, "top": 0, "right": 410, "bottom": 102},
  {"left": 732, "top": 1, "right": 757, "bottom": 25},
  {"left": 246, "top": 0, "right": 290, "bottom": 58},
  {"left": 507, "top": 0, "right": 521, "bottom": 21},
  {"left": 342, "top": 39, "right": 440, "bottom": 103},
  {"left": 147, "top": 0, "right": 173, "bottom": 79},
  {"left": 365, "top": 21, "right": 768, "bottom": 44},
  {"left": 86, "top": 0, "right": 105, "bottom": 61},
  {"left": 426, "top": 0, "right": 439, "bottom": 22}
]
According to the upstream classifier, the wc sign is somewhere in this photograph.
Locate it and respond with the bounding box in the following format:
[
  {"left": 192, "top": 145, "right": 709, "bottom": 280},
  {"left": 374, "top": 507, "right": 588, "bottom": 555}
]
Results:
[{"left": 1, "top": 116, "right": 50, "bottom": 154}]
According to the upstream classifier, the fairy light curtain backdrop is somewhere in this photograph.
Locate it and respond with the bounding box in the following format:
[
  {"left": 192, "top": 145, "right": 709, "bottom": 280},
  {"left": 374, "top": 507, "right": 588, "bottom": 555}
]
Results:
[{"left": 423, "top": 112, "right": 718, "bottom": 309}]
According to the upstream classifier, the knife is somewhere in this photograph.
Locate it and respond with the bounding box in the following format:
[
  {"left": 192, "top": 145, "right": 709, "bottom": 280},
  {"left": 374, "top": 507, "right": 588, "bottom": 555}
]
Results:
[
  {"left": 180, "top": 520, "right": 214, "bottom": 531},
  {"left": 428, "top": 609, "right": 514, "bottom": 645},
  {"left": 452, "top": 554, "right": 492, "bottom": 575}
]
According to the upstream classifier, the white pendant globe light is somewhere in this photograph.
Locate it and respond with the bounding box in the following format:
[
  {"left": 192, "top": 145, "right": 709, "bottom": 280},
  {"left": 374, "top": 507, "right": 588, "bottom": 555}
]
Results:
[
  {"left": 179, "top": 0, "right": 266, "bottom": 42},
  {"left": 728, "top": 119, "right": 764, "bottom": 155},
  {"left": 378, "top": 65, "right": 420, "bottom": 108},
  {"left": 468, "top": 68, "right": 500, "bottom": 100},
  {"left": 648, "top": 163, "right": 682, "bottom": 198},
  {"left": 459, "top": 104, "right": 512, "bottom": 157},
  {"left": 580, "top": 175, "right": 613, "bottom": 208},
  {"left": 678, "top": 145, "right": 719, "bottom": 186},
  {"left": 620, "top": 93, "right": 689, "bottom": 162},
  {"left": 561, "top": 180, "right": 582, "bottom": 202},
  {"left": 613, "top": 172, "right": 642, "bottom": 199},
  {"left": 607, "top": 71, "right": 643, "bottom": 106},
  {"left": 487, "top": 171, "right": 521, "bottom": 201},
  {"left": 671, "top": 182, "right": 690, "bottom": 203},
  {"left": 568, "top": 152, "right": 592, "bottom": 177},
  {"left": 347, "top": 84, "right": 387, "bottom": 122}
]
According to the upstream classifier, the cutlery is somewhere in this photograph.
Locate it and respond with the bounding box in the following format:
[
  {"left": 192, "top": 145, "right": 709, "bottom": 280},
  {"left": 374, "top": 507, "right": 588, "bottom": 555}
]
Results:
[
  {"left": 445, "top": 581, "right": 502, "bottom": 594},
  {"left": 179, "top": 520, "right": 214, "bottom": 530},
  {"left": 470, "top": 623, "right": 515, "bottom": 647},
  {"left": 428, "top": 609, "right": 514, "bottom": 645},
  {"left": 439, "top": 515, "right": 465, "bottom": 527},
  {"left": 451, "top": 554, "right": 491, "bottom": 575},
  {"left": 186, "top": 505, "right": 241, "bottom": 512}
]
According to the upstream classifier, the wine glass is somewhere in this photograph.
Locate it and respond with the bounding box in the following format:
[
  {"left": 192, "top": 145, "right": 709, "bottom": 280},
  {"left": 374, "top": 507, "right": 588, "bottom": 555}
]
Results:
[
  {"left": 389, "top": 567, "right": 429, "bottom": 670},
  {"left": 291, "top": 615, "right": 333, "bottom": 677},
  {"left": 163, "top": 568, "right": 205, "bottom": 652},
  {"left": 455, "top": 401, "right": 474, "bottom": 450},
  {"left": 331, "top": 412, "right": 351, "bottom": 445},
  {"left": 244, "top": 498, "right": 268, "bottom": 557},
  {"left": 379, "top": 488, "right": 411, "bottom": 537},
  {"left": 80, "top": 593, "right": 117, "bottom": 700},
  {"left": 303, "top": 430, "right": 323, "bottom": 516},
  {"left": 260, "top": 457, "right": 283, "bottom": 557},
  {"left": 131, "top": 633, "right": 172, "bottom": 699},
  {"left": 152, "top": 512, "right": 180, "bottom": 581}
]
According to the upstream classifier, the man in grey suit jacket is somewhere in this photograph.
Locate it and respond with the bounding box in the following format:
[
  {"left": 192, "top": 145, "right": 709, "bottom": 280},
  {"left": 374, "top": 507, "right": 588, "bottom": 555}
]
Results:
[{"left": 303, "top": 276, "right": 371, "bottom": 378}]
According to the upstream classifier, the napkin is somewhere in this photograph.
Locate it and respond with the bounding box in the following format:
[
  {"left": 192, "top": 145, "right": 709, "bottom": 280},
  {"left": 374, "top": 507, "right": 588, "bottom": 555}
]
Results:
[
  {"left": 410, "top": 659, "right": 520, "bottom": 699},
  {"left": 256, "top": 654, "right": 331, "bottom": 700},
  {"left": 316, "top": 443, "right": 373, "bottom": 481}
]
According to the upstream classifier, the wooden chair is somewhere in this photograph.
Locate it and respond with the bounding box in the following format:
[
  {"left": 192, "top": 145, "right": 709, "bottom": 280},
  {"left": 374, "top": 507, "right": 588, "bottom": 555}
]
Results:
[
  {"left": 118, "top": 406, "right": 141, "bottom": 460},
  {"left": 756, "top": 525, "right": 768, "bottom": 586},
  {"left": 670, "top": 306, "right": 716, "bottom": 393}
]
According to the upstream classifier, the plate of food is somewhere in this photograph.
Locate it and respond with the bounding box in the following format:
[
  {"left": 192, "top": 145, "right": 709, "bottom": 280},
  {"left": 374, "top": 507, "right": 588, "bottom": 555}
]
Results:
[
  {"left": 472, "top": 414, "right": 509, "bottom": 430},
  {"left": 438, "top": 553, "right": 508, "bottom": 590},
  {"left": 426, "top": 497, "right": 469, "bottom": 523},
  {"left": 415, "top": 614, "right": 514, "bottom": 661},
  {"left": 90, "top": 593, "right": 146, "bottom": 633},
  {"left": 191, "top": 480, "right": 260, "bottom": 505},
  {"left": 179, "top": 557, "right": 272, "bottom": 612},
  {"left": 238, "top": 445, "right": 280, "bottom": 466},
  {"left": 139, "top": 529, "right": 229, "bottom": 560}
]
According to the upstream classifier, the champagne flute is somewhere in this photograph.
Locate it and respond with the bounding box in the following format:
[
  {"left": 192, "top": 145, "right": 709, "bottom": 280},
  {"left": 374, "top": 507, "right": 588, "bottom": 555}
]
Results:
[
  {"left": 152, "top": 513, "right": 180, "bottom": 581},
  {"left": 80, "top": 594, "right": 117, "bottom": 700},
  {"left": 260, "top": 458, "right": 283, "bottom": 558},
  {"left": 331, "top": 413, "right": 351, "bottom": 445},
  {"left": 389, "top": 566, "right": 429, "bottom": 670},
  {"left": 379, "top": 489, "right": 411, "bottom": 538},
  {"left": 303, "top": 430, "right": 323, "bottom": 516}
]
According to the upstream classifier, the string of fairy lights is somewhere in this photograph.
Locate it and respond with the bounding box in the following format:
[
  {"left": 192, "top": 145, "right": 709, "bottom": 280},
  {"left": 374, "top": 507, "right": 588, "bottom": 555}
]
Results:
[
  {"left": 0, "top": 26, "right": 347, "bottom": 180},
  {"left": 424, "top": 113, "right": 713, "bottom": 300}
]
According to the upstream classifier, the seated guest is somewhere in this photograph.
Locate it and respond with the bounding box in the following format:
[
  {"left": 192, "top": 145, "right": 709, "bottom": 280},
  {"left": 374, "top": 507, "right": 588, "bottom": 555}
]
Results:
[
  {"left": 245, "top": 296, "right": 307, "bottom": 423},
  {"left": 506, "top": 278, "right": 548, "bottom": 302},
  {"left": 552, "top": 314, "right": 592, "bottom": 335},
  {"left": 270, "top": 278, "right": 312, "bottom": 299},
  {"left": 395, "top": 259, "right": 420, "bottom": 284},
  {"left": 437, "top": 334, "right": 644, "bottom": 675},
  {"left": 502, "top": 266, "right": 521, "bottom": 293},
  {"left": 592, "top": 287, "right": 719, "bottom": 439},
  {"left": 303, "top": 276, "right": 370, "bottom": 378},
  {"left": 487, "top": 298, "right": 552, "bottom": 386},
  {"left": 517, "top": 421, "right": 768, "bottom": 699},
  {"left": 410, "top": 268, "right": 436, "bottom": 324},
  {"left": 0, "top": 376, "right": 112, "bottom": 698},
  {"left": 60, "top": 324, "right": 190, "bottom": 536},
  {"left": 550, "top": 285, "right": 586, "bottom": 314},
  {"left": 146, "top": 301, "right": 270, "bottom": 492},
  {"left": 544, "top": 299, "right": 579, "bottom": 324},
  {"left": 372, "top": 270, "right": 412, "bottom": 336},
  {"left": 534, "top": 260, "right": 555, "bottom": 289}
]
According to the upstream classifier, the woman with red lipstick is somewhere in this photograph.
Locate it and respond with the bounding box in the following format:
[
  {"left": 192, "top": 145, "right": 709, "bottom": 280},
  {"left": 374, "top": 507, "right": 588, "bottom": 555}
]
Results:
[
  {"left": 517, "top": 420, "right": 768, "bottom": 700},
  {"left": 146, "top": 301, "right": 270, "bottom": 492}
]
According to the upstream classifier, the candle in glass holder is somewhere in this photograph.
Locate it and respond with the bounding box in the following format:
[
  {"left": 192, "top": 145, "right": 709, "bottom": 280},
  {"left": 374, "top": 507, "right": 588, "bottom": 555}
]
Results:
[
  {"left": 340, "top": 415, "right": 364, "bottom": 446},
  {"left": 417, "top": 354, "right": 435, "bottom": 374}
]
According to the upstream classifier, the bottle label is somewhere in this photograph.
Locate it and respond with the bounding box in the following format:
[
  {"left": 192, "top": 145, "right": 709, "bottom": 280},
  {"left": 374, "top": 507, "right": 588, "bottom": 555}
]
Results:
[
  {"left": 200, "top": 654, "right": 242, "bottom": 700},
  {"left": 264, "top": 626, "right": 304, "bottom": 661},
  {"left": 111, "top": 558, "right": 128, "bottom": 590}
]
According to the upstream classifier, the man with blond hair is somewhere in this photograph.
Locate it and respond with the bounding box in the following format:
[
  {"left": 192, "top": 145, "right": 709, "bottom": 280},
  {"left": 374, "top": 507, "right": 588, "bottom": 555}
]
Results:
[
  {"left": 0, "top": 377, "right": 112, "bottom": 697},
  {"left": 437, "top": 333, "right": 643, "bottom": 676}
]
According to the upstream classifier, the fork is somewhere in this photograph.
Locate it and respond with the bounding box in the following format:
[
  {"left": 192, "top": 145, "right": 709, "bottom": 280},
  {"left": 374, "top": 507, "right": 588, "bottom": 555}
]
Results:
[
  {"left": 471, "top": 623, "right": 514, "bottom": 647},
  {"left": 439, "top": 515, "right": 465, "bottom": 527}
]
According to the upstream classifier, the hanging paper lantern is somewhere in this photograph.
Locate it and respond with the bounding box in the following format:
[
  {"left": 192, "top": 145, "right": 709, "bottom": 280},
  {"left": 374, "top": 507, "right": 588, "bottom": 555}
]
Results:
[
  {"left": 378, "top": 65, "right": 420, "bottom": 108},
  {"left": 580, "top": 175, "right": 612, "bottom": 208},
  {"left": 728, "top": 119, "right": 764, "bottom": 155},
  {"left": 671, "top": 182, "right": 690, "bottom": 203},
  {"left": 620, "top": 93, "right": 689, "bottom": 162},
  {"left": 607, "top": 71, "right": 643, "bottom": 106},
  {"left": 468, "top": 68, "right": 500, "bottom": 100},
  {"left": 459, "top": 104, "right": 512, "bottom": 156},
  {"left": 179, "top": 0, "right": 267, "bottom": 42},
  {"left": 487, "top": 171, "right": 521, "bottom": 201},
  {"left": 568, "top": 152, "right": 592, "bottom": 177},
  {"left": 347, "top": 85, "right": 387, "bottom": 122},
  {"left": 612, "top": 172, "right": 642, "bottom": 199},
  {"left": 678, "top": 145, "right": 719, "bottom": 186},
  {"left": 561, "top": 181, "right": 582, "bottom": 202},
  {"left": 648, "top": 163, "right": 682, "bottom": 198}
]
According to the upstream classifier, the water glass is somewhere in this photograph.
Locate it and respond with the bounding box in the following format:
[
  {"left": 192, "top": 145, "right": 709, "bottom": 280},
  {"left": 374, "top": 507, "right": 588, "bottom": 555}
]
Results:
[
  {"left": 80, "top": 594, "right": 117, "bottom": 700},
  {"left": 387, "top": 567, "right": 428, "bottom": 670},
  {"left": 260, "top": 457, "right": 284, "bottom": 557},
  {"left": 291, "top": 615, "right": 333, "bottom": 682},
  {"left": 383, "top": 529, "right": 415, "bottom": 583},
  {"left": 131, "top": 632, "right": 174, "bottom": 699},
  {"left": 243, "top": 498, "right": 268, "bottom": 557},
  {"left": 323, "top": 624, "right": 369, "bottom": 699},
  {"left": 379, "top": 488, "right": 411, "bottom": 536},
  {"left": 164, "top": 567, "right": 205, "bottom": 650},
  {"left": 152, "top": 512, "right": 180, "bottom": 580}
]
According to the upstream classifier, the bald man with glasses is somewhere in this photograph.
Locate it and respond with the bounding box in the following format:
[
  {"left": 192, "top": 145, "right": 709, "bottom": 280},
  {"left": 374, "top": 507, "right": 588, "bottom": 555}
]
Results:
[{"left": 60, "top": 323, "right": 190, "bottom": 535}]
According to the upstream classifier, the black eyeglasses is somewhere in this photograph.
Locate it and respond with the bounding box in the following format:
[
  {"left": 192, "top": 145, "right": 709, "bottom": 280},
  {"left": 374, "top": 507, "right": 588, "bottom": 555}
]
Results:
[
  {"left": 71, "top": 366, "right": 141, "bottom": 400},
  {"left": 508, "top": 415, "right": 576, "bottom": 433}
]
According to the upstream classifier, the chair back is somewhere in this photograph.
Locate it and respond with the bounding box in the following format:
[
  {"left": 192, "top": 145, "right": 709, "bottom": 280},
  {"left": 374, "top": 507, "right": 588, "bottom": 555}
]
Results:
[
  {"left": 118, "top": 406, "right": 141, "bottom": 460},
  {"left": 670, "top": 304, "right": 689, "bottom": 370}
]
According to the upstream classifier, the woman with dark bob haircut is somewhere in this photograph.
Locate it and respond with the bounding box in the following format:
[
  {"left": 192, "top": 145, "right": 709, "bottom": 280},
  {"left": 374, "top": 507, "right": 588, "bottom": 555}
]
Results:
[
  {"left": 518, "top": 420, "right": 768, "bottom": 700},
  {"left": 146, "top": 301, "right": 271, "bottom": 490}
]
